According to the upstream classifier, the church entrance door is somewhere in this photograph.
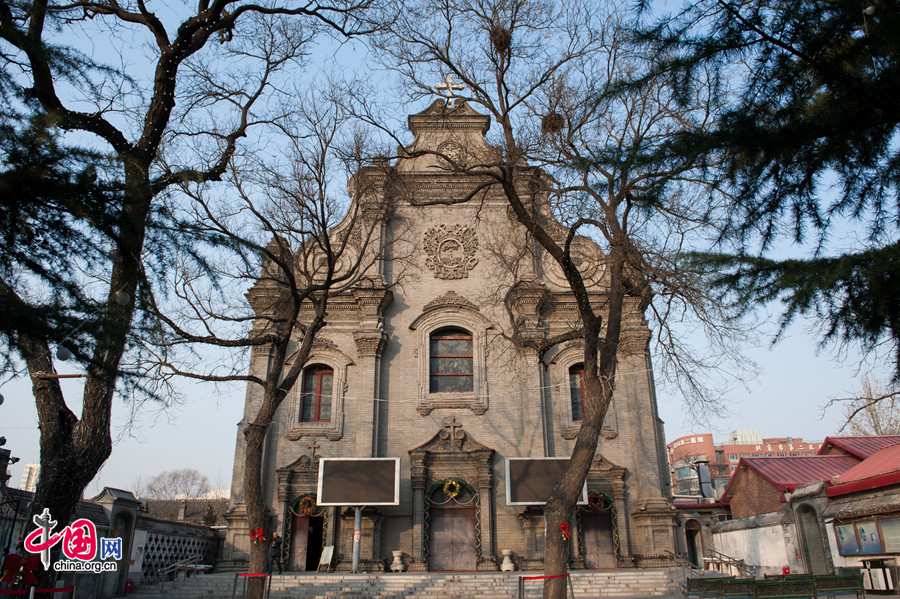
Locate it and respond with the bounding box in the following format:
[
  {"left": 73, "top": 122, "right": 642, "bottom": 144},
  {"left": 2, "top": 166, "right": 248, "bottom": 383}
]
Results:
[
  {"left": 429, "top": 506, "right": 477, "bottom": 571},
  {"left": 289, "top": 514, "right": 324, "bottom": 571},
  {"left": 305, "top": 515, "right": 324, "bottom": 570},
  {"left": 582, "top": 510, "right": 617, "bottom": 568}
]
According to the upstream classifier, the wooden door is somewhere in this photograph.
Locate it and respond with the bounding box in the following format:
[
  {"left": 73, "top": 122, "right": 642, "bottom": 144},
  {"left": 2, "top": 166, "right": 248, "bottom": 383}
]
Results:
[
  {"left": 290, "top": 515, "right": 309, "bottom": 571},
  {"left": 583, "top": 510, "right": 617, "bottom": 569},
  {"left": 429, "top": 507, "right": 477, "bottom": 571}
]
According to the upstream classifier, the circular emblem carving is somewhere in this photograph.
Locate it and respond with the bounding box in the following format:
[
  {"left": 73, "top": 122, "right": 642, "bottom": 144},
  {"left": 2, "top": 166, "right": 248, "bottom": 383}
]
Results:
[
  {"left": 437, "top": 141, "right": 466, "bottom": 167},
  {"left": 541, "top": 242, "right": 606, "bottom": 288},
  {"left": 423, "top": 224, "right": 479, "bottom": 279}
]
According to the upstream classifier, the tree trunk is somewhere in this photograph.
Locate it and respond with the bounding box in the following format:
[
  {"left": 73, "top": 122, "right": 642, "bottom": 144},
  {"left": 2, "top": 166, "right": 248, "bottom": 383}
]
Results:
[
  {"left": 542, "top": 415, "right": 604, "bottom": 599},
  {"left": 22, "top": 159, "right": 151, "bottom": 589},
  {"left": 243, "top": 417, "right": 271, "bottom": 599}
]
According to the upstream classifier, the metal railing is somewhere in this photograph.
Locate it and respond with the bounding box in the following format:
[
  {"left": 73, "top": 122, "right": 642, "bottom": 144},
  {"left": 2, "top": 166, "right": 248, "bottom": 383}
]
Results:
[
  {"left": 703, "top": 549, "right": 757, "bottom": 578},
  {"left": 146, "top": 553, "right": 206, "bottom": 588}
]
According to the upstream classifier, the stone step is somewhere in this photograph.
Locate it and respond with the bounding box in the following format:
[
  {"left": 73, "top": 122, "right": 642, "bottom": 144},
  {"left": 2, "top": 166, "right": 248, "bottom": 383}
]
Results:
[{"left": 131, "top": 569, "right": 681, "bottom": 599}]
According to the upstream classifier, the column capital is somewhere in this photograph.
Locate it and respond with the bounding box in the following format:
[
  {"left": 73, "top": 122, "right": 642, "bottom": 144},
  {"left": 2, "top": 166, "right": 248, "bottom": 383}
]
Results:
[{"left": 354, "top": 331, "right": 386, "bottom": 358}]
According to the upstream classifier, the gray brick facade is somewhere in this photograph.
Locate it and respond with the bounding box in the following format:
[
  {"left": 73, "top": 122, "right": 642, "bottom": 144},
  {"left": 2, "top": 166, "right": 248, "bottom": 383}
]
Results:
[{"left": 224, "top": 100, "right": 676, "bottom": 572}]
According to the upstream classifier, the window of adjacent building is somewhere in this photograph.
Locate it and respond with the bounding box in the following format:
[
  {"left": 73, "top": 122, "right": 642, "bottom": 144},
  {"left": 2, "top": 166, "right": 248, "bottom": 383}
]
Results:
[
  {"left": 569, "top": 363, "right": 585, "bottom": 420},
  {"left": 429, "top": 327, "right": 474, "bottom": 393},
  {"left": 300, "top": 364, "right": 333, "bottom": 422}
]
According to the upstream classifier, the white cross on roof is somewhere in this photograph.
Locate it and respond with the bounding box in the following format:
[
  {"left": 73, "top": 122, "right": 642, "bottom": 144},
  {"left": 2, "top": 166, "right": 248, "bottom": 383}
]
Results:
[{"left": 434, "top": 74, "right": 466, "bottom": 105}]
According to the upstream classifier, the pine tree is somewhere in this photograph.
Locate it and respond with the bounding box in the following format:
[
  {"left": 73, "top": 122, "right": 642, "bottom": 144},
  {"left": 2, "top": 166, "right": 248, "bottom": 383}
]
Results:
[{"left": 636, "top": 0, "right": 900, "bottom": 376}]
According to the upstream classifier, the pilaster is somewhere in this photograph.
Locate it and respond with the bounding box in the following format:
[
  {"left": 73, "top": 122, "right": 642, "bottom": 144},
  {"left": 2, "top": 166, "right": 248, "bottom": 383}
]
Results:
[{"left": 352, "top": 330, "right": 387, "bottom": 456}]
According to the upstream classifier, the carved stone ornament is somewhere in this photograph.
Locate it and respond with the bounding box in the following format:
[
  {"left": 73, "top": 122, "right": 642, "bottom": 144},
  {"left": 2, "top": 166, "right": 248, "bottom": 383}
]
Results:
[
  {"left": 437, "top": 140, "right": 466, "bottom": 167},
  {"left": 423, "top": 224, "right": 479, "bottom": 280},
  {"left": 423, "top": 290, "right": 479, "bottom": 314}
]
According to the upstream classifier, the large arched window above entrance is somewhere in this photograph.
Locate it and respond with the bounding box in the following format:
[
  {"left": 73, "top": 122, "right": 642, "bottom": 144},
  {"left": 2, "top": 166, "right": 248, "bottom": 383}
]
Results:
[
  {"left": 569, "top": 363, "right": 585, "bottom": 421},
  {"left": 300, "top": 364, "right": 333, "bottom": 422},
  {"left": 429, "top": 327, "right": 474, "bottom": 393},
  {"left": 410, "top": 291, "right": 494, "bottom": 415}
]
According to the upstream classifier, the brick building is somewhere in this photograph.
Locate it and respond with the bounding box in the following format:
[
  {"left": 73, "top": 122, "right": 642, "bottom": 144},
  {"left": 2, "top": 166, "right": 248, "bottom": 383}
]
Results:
[
  {"left": 224, "top": 99, "right": 675, "bottom": 572},
  {"left": 667, "top": 430, "right": 822, "bottom": 496},
  {"left": 721, "top": 456, "right": 858, "bottom": 519}
]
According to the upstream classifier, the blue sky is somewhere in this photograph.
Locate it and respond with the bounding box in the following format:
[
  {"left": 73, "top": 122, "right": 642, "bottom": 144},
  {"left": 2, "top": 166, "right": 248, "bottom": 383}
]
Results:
[{"left": 0, "top": 5, "right": 894, "bottom": 496}]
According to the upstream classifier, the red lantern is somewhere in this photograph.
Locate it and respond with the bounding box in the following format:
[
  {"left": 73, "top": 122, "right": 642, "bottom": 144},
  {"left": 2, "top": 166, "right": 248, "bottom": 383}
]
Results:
[
  {"left": 560, "top": 521, "right": 571, "bottom": 541},
  {"left": 782, "top": 566, "right": 791, "bottom": 576}
]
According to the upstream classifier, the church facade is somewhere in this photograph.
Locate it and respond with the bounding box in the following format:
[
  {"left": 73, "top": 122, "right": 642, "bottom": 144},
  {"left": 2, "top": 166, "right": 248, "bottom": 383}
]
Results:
[{"left": 224, "top": 100, "right": 676, "bottom": 572}]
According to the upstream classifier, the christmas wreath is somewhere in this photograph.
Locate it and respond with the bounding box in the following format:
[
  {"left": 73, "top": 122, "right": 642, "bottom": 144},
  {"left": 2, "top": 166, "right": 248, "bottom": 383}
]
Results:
[
  {"left": 290, "top": 495, "right": 318, "bottom": 517},
  {"left": 442, "top": 479, "right": 462, "bottom": 499},
  {"left": 588, "top": 492, "right": 612, "bottom": 511}
]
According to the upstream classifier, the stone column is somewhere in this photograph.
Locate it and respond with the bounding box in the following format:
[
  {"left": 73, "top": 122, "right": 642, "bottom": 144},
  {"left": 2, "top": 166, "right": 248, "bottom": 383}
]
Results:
[
  {"left": 352, "top": 330, "right": 386, "bottom": 456},
  {"left": 476, "top": 452, "right": 498, "bottom": 570},
  {"left": 325, "top": 506, "right": 338, "bottom": 547},
  {"left": 570, "top": 511, "right": 586, "bottom": 568},
  {"left": 409, "top": 452, "right": 428, "bottom": 571},
  {"left": 612, "top": 482, "right": 632, "bottom": 563}
]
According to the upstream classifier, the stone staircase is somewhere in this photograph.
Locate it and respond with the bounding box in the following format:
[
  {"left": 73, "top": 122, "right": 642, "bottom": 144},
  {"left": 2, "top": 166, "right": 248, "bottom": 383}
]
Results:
[{"left": 130, "top": 569, "right": 684, "bottom": 599}]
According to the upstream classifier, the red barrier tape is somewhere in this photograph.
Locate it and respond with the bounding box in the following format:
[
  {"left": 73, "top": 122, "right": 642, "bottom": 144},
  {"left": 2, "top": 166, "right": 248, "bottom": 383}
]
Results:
[
  {"left": 0, "top": 588, "right": 74, "bottom": 596},
  {"left": 520, "top": 574, "right": 570, "bottom": 581},
  {"left": 237, "top": 573, "right": 269, "bottom": 578}
]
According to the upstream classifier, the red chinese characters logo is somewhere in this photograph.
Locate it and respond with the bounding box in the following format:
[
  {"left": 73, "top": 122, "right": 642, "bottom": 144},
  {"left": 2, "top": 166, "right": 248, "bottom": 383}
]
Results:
[
  {"left": 24, "top": 517, "right": 97, "bottom": 561},
  {"left": 62, "top": 519, "right": 98, "bottom": 560}
]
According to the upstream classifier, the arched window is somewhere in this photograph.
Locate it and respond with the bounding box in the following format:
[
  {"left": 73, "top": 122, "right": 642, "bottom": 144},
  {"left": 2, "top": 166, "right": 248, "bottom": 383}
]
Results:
[
  {"left": 300, "top": 364, "right": 333, "bottom": 422},
  {"left": 429, "top": 327, "right": 473, "bottom": 393},
  {"left": 569, "top": 363, "right": 585, "bottom": 420}
]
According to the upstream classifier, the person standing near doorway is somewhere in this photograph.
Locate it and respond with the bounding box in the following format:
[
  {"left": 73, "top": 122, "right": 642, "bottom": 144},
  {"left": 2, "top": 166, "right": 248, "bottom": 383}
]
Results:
[{"left": 269, "top": 534, "right": 284, "bottom": 575}]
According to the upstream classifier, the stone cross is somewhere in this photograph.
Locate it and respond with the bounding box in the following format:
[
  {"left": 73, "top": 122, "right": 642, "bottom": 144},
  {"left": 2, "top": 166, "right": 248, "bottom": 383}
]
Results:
[
  {"left": 440, "top": 416, "right": 466, "bottom": 450},
  {"left": 307, "top": 440, "right": 320, "bottom": 460},
  {"left": 434, "top": 74, "right": 465, "bottom": 104},
  {"left": 32, "top": 508, "right": 57, "bottom": 570}
]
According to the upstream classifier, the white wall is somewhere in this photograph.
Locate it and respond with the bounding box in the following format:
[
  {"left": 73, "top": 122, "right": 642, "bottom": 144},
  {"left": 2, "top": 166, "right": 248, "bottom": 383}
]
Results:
[{"left": 712, "top": 523, "right": 806, "bottom": 575}]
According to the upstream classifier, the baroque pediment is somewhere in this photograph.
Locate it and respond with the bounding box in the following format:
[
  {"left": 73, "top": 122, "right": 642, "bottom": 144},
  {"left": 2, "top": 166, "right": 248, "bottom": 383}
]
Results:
[
  {"left": 277, "top": 454, "right": 317, "bottom": 474},
  {"left": 588, "top": 455, "right": 626, "bottom": 480},
  {"left": 424, "top": 290, "right": 479, "bottom": 314},
  {"left": 410, "top": 416, "right": 493, "bottom": 455}
]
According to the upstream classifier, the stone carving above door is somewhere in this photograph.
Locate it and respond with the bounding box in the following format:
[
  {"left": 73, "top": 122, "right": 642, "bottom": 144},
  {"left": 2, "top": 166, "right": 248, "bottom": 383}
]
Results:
[{"left": 423, "top": 224, "right": 479, "bottom": 279}]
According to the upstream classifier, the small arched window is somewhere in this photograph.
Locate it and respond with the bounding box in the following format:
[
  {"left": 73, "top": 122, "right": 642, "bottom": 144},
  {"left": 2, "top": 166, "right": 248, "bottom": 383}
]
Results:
[
  {"left": 569, "top": 363, "right": 585, "bottom": 421},
  {"left": 300, "top": 364, "right": 333, "bottom": 422},
  {"left": 429, "top": 327, "right": 473, "bottom": 393}
]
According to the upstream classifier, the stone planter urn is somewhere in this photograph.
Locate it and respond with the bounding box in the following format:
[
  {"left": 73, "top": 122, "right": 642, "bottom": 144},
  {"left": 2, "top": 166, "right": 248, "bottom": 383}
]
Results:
[
  {"left": 500, "top": 549, "right": 515, "bottom": 572},
  {"left": 390, "top": 550, "right": 407, "bottom": 572}
]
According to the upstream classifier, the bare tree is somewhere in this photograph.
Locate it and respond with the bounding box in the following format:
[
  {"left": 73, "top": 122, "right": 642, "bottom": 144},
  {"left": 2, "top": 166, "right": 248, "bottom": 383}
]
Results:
[
  {"left": 0, "top": 0, "right": 376, "bottom": 577},
  {"left": 838, "top": 377, "right": 900, "bottom": 436},
  {"left": 143, "top": 468, "right": 212, "bottom": 500},
  {"left": 369, "top": 1, "right": 739, "bottom": 595},
  {"left": 139, "top": 98, "right": 396, "bottom": 598}
]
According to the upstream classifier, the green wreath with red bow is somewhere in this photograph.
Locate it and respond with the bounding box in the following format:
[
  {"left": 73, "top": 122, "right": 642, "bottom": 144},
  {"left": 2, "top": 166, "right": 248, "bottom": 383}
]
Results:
[{"left": 289, "top": 494, "right": 320, "bottom": 517}]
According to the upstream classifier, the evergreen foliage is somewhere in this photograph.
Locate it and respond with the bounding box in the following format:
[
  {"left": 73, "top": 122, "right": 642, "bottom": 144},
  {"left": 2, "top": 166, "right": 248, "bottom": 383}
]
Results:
[
  {"left": 0, "top": 118, "right": 120, "bottom": 366},
  {"left": 636, "top": 0, "right": 900, "bottom": 376}
]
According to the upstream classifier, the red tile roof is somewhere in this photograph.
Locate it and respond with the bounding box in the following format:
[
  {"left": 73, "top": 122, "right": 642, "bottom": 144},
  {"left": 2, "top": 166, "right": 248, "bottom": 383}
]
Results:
[
  {"left": 818, "top": 435, "right": 900, "bottom": 459},
  {"left": 738, "top": 456, "right": 860, "bottom": 492},
  {"left": 827, "top": 444, "right": 900, "bottom": 497}
]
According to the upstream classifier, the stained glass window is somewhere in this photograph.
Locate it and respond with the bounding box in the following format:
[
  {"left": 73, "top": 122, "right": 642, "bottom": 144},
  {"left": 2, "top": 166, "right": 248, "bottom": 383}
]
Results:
[
  {"left": 429, "top": 327, "right": 473, "bottom": 393},
  {"left": 569, "top": 364, "right": 585, "bottom": 420},
  {"left": 300, "top": 364, "right": 333, "bottom": 422}
]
